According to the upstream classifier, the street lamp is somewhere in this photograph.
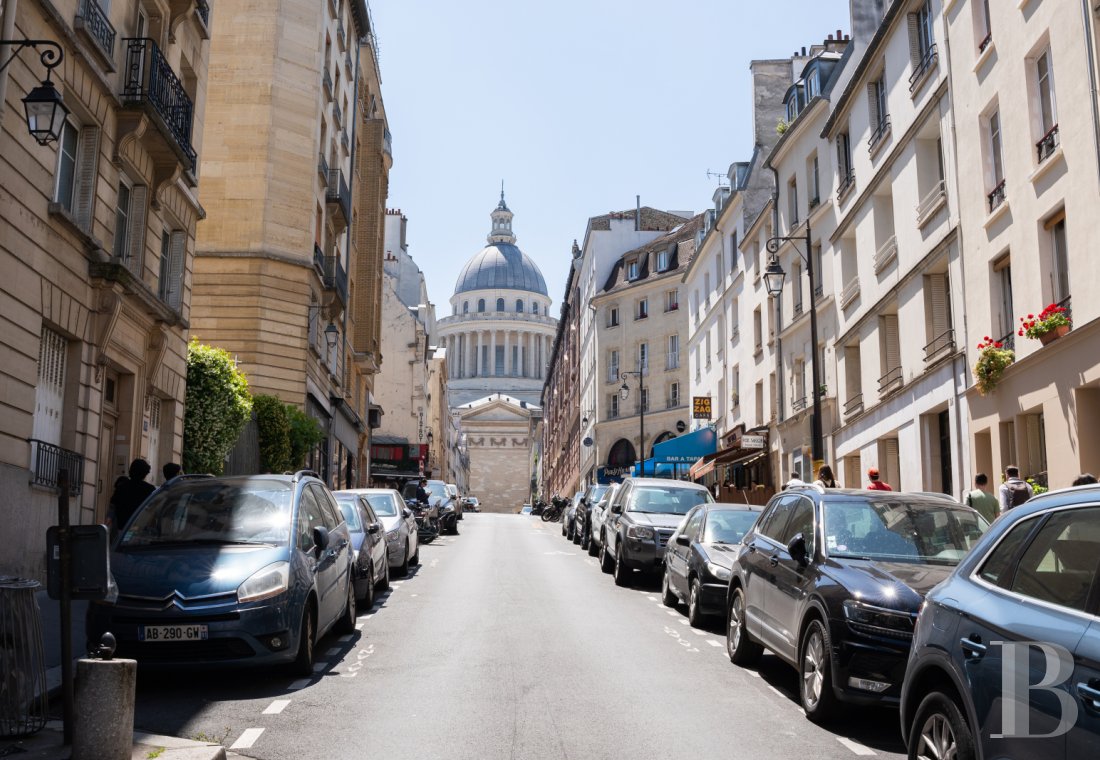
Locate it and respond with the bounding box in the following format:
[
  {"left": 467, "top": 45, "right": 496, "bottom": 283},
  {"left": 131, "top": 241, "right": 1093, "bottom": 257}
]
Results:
[
  {"left": 766, "top": 216, "right": 824, "bottom": 476},
  {"left": 324, "top": 321, "right": 339, "bottom": 351},
  {"left": 1, "top": 39, "right": 68, "bottom": 145},
  {"left": 619, "top": 371, "right": 645, "bottom": 475}
]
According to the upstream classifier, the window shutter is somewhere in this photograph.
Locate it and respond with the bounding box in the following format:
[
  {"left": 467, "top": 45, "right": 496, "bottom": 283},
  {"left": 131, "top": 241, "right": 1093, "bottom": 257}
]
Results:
[
  {"left": 883, "top": 315, "right": 900, "bottom": 370},
  {"left": 836, "top": 136, "right": 846, "bottom": 174},
  {"left": 166, "top": 230, "right": 186, "bottom": 311},
  {"left": 867, "top": 83, "right": 880, "bottom": 128},
  {"left": 929, "top": 273, "right": 949, "bottom": 338},
  {"left": 907, "top": 13, "right": 921, "bottom": 68},
  {"left": 33, "top": 327, "right": 68, "bottom": 445},
  {"left": 126, "top": 185, "right": 148, "bottom": 274},
  {"left": 74, "top": 126, "right": 100, "bottom": 230},
  {"left": 884, "top": 438, "right": 900, "bottom": 490}
]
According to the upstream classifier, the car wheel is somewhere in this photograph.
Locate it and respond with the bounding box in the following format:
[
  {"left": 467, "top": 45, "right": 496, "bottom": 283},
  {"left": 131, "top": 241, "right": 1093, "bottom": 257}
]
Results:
[
  {"left": 410, "top": 543, "right": 420, "bottom": 566},
  {"left": 291, "top": 605, "right": 315, "bottom": 677},
  {"left": 908, "top": 691, "right": 975, "bottom": 760},
  {"left": 800, "top": 618, "right": 839, "bottom": 722},
  {"left": 361, "top": 564, "right": 375, "bottom": 610},
  {"left": 726, "top": 587, "right": 763, "bottom": 665},
  {"left": 377, "top": 559, "right": 391, "bottom": 591},
  {"left": 337, "top": 579, "right": 357, "bottom": 634},
  {"left": 580, "top": 530, "right": 589, "bottom": 550},
  {"left": 397, "top": 545, "right": 410, "bottom": 577},
  {"left": 661, "top": 569, "right": 678, "bottom": 607},
  {"left": 613, "top": 546, "right": 631, "bottom": 587},
  {"left": 587, "top": 535, "right": 600, "bottom": 557},
  {"left": 687, "top": 579, "right": 705, "bottom": 628},
  {"left": 599, "top": 536, "right": 615, "bottom": 574},
  {"left": 562, "top": 520, "right": 568, "bottom": 537}
]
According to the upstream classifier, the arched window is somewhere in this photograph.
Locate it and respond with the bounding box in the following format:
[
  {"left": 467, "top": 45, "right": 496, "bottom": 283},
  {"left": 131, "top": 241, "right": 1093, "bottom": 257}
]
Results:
[
  {"left": 531, "top": 300, "right": 538, "bottom": 314},
  {"left": 463, "top": 301, "right": 469, "bottom": 314},
  {"left": 544, "top": 306, "right": 549, "bottom": 316},
  {"left": 496, "top": 298, "right": 505, "bottom": 311},
  {"left": 516, "top": 299, "right": 524, "bottom": 313},
  {"left": 607, "top": 439, "right": 637, "bottom": 468},
  {"left": 477, "top": 299, "right": 485, "bottom": 313}
]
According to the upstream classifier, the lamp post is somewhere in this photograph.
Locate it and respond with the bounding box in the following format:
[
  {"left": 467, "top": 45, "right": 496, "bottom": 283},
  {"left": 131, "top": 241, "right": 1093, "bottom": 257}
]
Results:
[
  {"left": 765, "top": 219, "right": 824, "bottom": 476},
  {"left": 619, "top": 370, "right": 645, "bottom": 476},
  {"left": 1, "top": 39, "right": 68, "bottom": 145}
]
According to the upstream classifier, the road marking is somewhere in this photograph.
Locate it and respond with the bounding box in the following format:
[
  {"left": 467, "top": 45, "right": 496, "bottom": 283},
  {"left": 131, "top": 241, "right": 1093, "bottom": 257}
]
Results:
[
  {"left": 665, "top": 610, "right": 679, "bottom": 616},
  {"left": 230, "top": 728, "right": 264, "bottom": 749},
  {"left": 544, "top": 551, "right": 576, "bottom": 555},
  {"left": 691, "top": 629, "right": 706, "bottom": 636},
  {"left": 325, "top": 647, "right": 342, "bottom": 657},
  {"left": 766, "top": 684, "right": 787, "bottom": 699},
  {"left": 355, "top": 623, "right": 364, "bottom": 630},
  {"left": 338, "top": 635, "right": 353, "bottom": 642},
  {"left": 837, "top": 738, "right": 876, "bottom": 756},
  {"left": 646, "top": 596, "right": 658, "bottom": 602},
  {"left": 411, "top": 593, "right": 419, "bottom": 597},
  {"left": 677, "top": 619, "right": 688, "bottom": 625},
  {"left": 262, "top": 699, "right": 290, "bottom": 715},
  {"left": 311, "top": 662, "right": 327, "bottom": 673},
  {"left": 430, "top": 559, "right": 439, "bottom": 568},
  {"left": 746, "top": 670, "right": 760, "bottom": 678},
  {"left": 706, "top": 640, "right": 722, "bottom": 647},
  {"left": 287, "top": 679, "right": 311, "bottom": 690}
]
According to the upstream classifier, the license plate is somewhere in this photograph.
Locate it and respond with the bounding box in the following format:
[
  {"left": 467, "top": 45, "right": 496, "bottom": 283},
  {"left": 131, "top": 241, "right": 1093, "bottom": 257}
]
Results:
[{"left": 139, "top": 624, "right": 209, "bottom": 642}]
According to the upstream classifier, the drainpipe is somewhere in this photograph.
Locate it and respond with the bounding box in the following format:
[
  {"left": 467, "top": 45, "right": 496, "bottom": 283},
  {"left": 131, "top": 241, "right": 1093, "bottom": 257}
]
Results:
[{"left": 1081, "top": 0, "right": 1100, "bottom": 185}]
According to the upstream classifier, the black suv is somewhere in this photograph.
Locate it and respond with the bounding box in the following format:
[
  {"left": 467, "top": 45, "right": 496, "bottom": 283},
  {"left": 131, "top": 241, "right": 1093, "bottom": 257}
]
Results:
[{"left": 724, "top": 485, "right": 987, "bottom": 722}]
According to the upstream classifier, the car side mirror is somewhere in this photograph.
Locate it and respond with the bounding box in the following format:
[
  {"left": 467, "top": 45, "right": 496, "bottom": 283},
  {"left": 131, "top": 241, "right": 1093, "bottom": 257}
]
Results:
[
  {"left": 611, "top": 504, "right": 622, "bottom": 515},
  {"left": 403, "top": 508, "right": 413, "bottom": 519},
  {"left": 787, "top": 533, "right": 808, "bottom": 566},
  {"left": 675, "top": 534, "right": 690, "bottom": 547},
  {"left": 367, "top": 523, "right": 381, "bottom": 534},
  {"left": 313, "top": 526, "right": 330, "bottom": 556}
]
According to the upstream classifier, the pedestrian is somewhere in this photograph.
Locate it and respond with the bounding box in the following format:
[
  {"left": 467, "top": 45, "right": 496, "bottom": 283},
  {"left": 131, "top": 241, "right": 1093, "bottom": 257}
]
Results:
[
  {"left": 814, "top": 464, "right": 838, "bottom": 488},
  {"left": 783, "top": 477, "right": 805, "bottom": 490},
  {"left": 415, "top": 477, "right": 431, "bottom": 504},
  {"left": 1073, "top": 473, "right": 1098, "bottom": 486},
  {"left": 964, "top": 473, "right": 1000, "bottom": 523},
  {"left": 999, "top": 465, "right": 1033, "bottom": 512},
  {"left": 162, "top": 462, "right": 182, "bottom": 482},
  {"left": 866, "top": 467, "right": 893, "bottom": 491},
  {"left": 108, "top": 458, "right": 157, "bottom": 536}
]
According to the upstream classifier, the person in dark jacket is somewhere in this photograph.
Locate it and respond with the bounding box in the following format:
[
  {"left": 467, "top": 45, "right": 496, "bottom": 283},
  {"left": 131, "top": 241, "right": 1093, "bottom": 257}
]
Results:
[
  {"left": 109, "top": 459, "right": 157, "bottom": 535},
  {"left": 162, "top": 462, "right": 182, "bottom": 482}
]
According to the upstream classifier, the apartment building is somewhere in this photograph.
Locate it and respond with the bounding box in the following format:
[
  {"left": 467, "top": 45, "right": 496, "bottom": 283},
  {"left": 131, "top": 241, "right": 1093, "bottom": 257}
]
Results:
[
  {"left": 591, "top": 216, "right": 700, "bottom": 479},
  {"left": 0, "top": 0, "right": 210, "bottom": 578},
  {"left": 946, "top": 0, "right": 1100, "bottom": 487},
  {"left": 192, "top": 0, "right": 390, "bottom": 489},
  {"left": 542, "top": 249, "right": 581, "bottom": 499}
]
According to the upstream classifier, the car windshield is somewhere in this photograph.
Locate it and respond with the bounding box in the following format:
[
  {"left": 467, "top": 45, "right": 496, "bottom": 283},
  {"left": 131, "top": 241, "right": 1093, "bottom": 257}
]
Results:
[
  {"left": 334, "top": 498, "right": 363, "bottom": 532},
  {"left": 119, "top": 478, "right": 294, "bottom": 548},
  {"left": 703, "top": 510, "right": 761, "bottom": 544},
  {"left": 365, "top": 493, "right": 398, "bottom": 516},
  {"left": 588, "top": 486, "right": 609, "bottom": 503},
  {"left": 426, "top": 482, "right": 449, "bottom": 502},
  {"left": 822, "top": 499, "right": 988, "bottom": 564},
  {"left": 626, "top": 486, "right": 714, "bottom": 515}
]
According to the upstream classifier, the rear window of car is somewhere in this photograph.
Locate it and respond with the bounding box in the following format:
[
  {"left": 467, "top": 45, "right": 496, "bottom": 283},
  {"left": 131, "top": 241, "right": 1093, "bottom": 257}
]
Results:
[
  {"left": 704, "top": 509, "right": 762, "bottom": 544},
  {"left": 626, "top": 486, "right": 713, "bottom": 515},
  {"left": 120, "top": 478, "right": 294, "bottom": 547},
  {"left": 334, "top": 498, "right": 364, "bottom": 532},
  {"left": 365, "top": 493, "right": 398, "bottom": 516}
]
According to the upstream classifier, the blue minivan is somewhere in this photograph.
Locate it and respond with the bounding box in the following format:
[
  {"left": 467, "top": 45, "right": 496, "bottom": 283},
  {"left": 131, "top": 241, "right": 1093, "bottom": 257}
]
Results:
[{"left": 87, "top": 472, "right": 356, "bottom": 675}]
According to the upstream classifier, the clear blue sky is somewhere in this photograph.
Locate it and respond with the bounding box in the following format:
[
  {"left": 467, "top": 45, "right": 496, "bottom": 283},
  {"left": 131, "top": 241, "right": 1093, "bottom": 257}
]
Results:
[{"left": 371, "top": 0, "right": 851, "bottom": 316}]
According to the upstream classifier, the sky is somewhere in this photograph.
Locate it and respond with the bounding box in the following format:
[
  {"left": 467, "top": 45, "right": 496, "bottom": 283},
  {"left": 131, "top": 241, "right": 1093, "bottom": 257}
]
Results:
[{"left": 370, "top": 0, "right": 851, "bottom": 316}]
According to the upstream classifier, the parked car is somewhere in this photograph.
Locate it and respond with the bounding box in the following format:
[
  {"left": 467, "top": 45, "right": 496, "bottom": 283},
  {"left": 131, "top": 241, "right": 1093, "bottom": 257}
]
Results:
[
  {"left": 520, "top": 504, "right": 533, "bottom": 515},
  {"left": 331, "top": 492, "right": 390, "bottom": 607},
  {"left": 446, "top": 483, "right": 463, "bottom": 519},
  {"left": 600, "top": 478, "right": 714, "bottom": 586},
  {"left": 336, "top": 488, "right": 418, "bottom": 577},
  {"left": 587, "top": 483, "right": 621, "bottom": 557},
  {"left": 87, "top": 472, "right": 357, "bottom": 675},
  {"left": 663, "top": 503, "right": 763, "bottom": 627},
  {"left": 900, "top": 483, "right": 1100, "bottom": 760},
  {"left": 464, "top": 496, "right": 481, "bottom": 513},
  {"left": 724, "top": 485, "right": 988, "bottom": 722},
  {"left": 563, "top": 491, "right": 584, "bottom": 539},
  {"left": 575, "top": 484, "right": 610, "bottom": 549}
]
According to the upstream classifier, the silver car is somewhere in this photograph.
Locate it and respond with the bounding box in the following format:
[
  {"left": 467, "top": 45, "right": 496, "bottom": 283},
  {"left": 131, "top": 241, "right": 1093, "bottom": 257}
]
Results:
[
  {"left": 335, "top": 489, "right": 419, "bottom": 576},
  {"left": 587, "top": 483, "right": 622, "bottom": 557}
]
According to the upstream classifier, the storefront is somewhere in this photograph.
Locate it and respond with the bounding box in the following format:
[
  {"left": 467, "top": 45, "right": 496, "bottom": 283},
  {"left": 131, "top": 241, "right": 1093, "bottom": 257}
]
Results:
[
  {"left": 692, "top": 426, "right": 775, "bottom": 506},
  {"left": 638, "top": 427, "right": 718, "bottom": 480},
  {"left": 370, "top": 434, "right": 427, "bottom": 486}
]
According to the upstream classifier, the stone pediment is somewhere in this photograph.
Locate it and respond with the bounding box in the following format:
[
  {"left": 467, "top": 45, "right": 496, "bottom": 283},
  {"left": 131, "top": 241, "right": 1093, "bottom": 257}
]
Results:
[{"left": 458, "top": 394, "right": 537, "bottom": 423}]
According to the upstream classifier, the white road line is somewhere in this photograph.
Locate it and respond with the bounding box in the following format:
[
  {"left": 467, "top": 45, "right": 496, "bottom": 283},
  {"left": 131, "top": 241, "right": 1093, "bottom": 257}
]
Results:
[
  {"left": 355, "top": 623, "right": 364, "bottom": 630},
  {"left": 706, "top": 640, "right": 722, "bottom": 647},
  {"left": 665, "top": 611, "right": 679, "bottom": 617},
  {"left": 766, "top": 684, "right": 786, "bottom": 698},
  {"left": 836, "top": 737, "right": 877, "bottom": 756},
  {"left": 691, "top": 629, "right": 707, "bottom": 636},
  {"left": 646, "top": 596, "right": 658, "bottom": 602},
  {"left": 311, "top": 662, "right": 327, "bottom": 673},
  {"left": 411, "top": 593, "right": 419, "bottom": 597},
  {"left": 286, "top": 679, "right": 311, "bottom": 690},
  {"left": 262, "top": 699, "right": 290, "bottom": 715},
  {"left": 338, "top": 635, "right": 353, "bottom": 642},
  {"left": 230, "top": 728, "right": 264, "bottom": 750},
  {"left": 746, "top": 670, "right": 761, "bottom": 678}
]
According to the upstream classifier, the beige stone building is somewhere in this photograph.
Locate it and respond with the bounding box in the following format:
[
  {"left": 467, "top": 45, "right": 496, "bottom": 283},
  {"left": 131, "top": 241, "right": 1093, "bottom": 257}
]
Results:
[
  {"left": 457, "top": 393, "right": 538, "bottom": 513},
  {"left": 946, "top": 0, "right": 1100, "bottom": 486},
  {"left": 0, "top": 0, "right": 210, "bottom": 579},
  {"left": 541, "top": 244, "right": 581, "bottom": 499},
  {"left": 192, "top": 0, "right": 390, "bottom": 489},
  {"left": 590, "top": 216, "right": 701, "bottom": 479}
]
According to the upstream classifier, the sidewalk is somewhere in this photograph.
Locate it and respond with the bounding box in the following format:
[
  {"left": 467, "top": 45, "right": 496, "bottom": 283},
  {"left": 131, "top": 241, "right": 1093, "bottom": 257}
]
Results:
[{"left": 0, "top": 721, "right": 229, "bottom": 759}]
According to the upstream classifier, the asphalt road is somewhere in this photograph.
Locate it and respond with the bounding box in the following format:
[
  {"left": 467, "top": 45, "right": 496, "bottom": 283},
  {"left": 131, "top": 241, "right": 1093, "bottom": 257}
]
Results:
[{"left": 131, "top": 514, "right": 908, "bottom": 760}]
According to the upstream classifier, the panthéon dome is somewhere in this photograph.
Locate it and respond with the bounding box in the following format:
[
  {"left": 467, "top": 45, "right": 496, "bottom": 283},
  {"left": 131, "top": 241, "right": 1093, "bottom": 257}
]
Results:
[{"left": 453, "top": 192, "right": 548, "bottom": 297}]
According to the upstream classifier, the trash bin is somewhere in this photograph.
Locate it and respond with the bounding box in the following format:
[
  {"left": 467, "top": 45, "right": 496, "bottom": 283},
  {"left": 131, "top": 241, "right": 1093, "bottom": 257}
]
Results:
[{"left": 0, "top": 577, "right": 48, "bottom": 737}]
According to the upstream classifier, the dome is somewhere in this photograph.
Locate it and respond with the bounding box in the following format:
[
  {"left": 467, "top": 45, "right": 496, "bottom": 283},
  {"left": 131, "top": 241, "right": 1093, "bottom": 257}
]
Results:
[{"left": 454, "top": 243, "right": 548, "bottom": 296}]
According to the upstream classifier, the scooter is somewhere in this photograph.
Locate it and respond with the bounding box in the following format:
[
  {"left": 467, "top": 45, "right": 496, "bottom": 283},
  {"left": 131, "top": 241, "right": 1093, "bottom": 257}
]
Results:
[
  {"left": 407, "top": 499, "right": 438, "bottom": 544},
  {"left": 540, "top": 495, "right": 570, "bottom": 523}
]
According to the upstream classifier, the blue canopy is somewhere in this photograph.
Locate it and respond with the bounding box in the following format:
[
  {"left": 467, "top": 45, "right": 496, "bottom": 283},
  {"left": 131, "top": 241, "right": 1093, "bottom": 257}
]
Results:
[
  {"left": 632, "top": 458, "right": 675, "bottom": 477},
  {"left": 651, "top": 427, "right": 717, "bottom": 464}
]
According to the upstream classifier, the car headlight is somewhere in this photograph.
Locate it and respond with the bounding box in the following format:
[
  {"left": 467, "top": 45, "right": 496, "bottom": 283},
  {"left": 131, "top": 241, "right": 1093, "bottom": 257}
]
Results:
[
  {"left": 385, "top": 529, "right": 401, "bottom": 544},
  {"left": 842, "top": 599, "right": 915, "bottom": 638},
  {"left": 627, "top": 525, "right": 654, "bottom": 540},
  {"left": 237, "top": 561, "right": 290, "bottom": 603},
  {"left": 706, "top": 562, "right": 732, "bottom": 581}
]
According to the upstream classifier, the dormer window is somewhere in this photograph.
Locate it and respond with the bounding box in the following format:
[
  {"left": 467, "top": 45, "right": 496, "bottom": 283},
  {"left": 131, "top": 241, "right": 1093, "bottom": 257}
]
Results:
[
  {"left": 627, "top": 259, "right": 639, "bottom": 280},
  {"left": 787, "top": 98, "right": 799, "bottom": 124},
  {"left": 806, "top": 69, "right": 821, "bottom": 100},
  {"left": 656, "top": 250, "right": 670, "bottom": 272}
]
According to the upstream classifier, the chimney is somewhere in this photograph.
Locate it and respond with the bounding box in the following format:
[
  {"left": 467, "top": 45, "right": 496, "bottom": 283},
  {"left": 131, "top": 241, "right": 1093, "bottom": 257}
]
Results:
[
  {"left": 849, "top": 0, "right": 886, "bottom": 46},
  {"left": 635, "top": 195, "right": 640, "bottom": 231},
  {"left": 749, "top": 59, "right": 791, "bottom": 154}
]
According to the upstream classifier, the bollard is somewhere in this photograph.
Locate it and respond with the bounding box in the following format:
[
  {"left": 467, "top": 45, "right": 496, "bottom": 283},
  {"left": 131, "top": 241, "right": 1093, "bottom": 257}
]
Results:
[{"left": 73, "top": 635, "right": 135, "bottom": 760}]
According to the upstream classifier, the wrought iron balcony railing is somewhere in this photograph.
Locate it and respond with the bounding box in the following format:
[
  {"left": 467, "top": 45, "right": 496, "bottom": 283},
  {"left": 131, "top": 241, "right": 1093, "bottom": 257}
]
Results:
[
  {"left": 318, "top": 153, "right": 329, "bottom": 182},
  {"left": 29, "top": 440, "right": 84, "bottom": 496},
  {"left": 195, "top": 0, "right": 211, "bottom": 27},
  {"left": 873, "top": 235, "right": 898, "bottom": 274},
  {"left": 996, "top": 331, "right": 1015, "bottom": 352},
  {"left": 916, "top": 179, "right": 947, "bottom": 226},
  {"left": 868, "top": 115, "right": 891, "bottom": 152},
  {"left": 844, "top": 393, "right": 864, "bottom": 418},
  {"left": 837, "top": 169, "right": 855, "bottom": 199},
  {"left": 76, "top": 0, "right": 116, "bottom": 59},
  {"left": 325, "top": 169, "right": 351, "bottom": 225},
  {"left": 878, "top": 365, "right": 903, "bottom": 396},
  {"left": 978, "top": 33, "right": 993, "bottom": 54},
  {"left": 121, "top": 38, "right": 197, "bottom": 171},
  {"left": 1037, "top": 124, "right": 1060, "bottom": 163},
  {"left": 791, "top": 396, "right": 808, "bottom": 413},
  {"left": 987, "top": 180, "right": 1007, "bottom": 213},
  {"left": 923, "top": 328, "right": 955, "bottom": 363},
  {"left": 909, "top": 43, "right": 938, "bottom": 91}
]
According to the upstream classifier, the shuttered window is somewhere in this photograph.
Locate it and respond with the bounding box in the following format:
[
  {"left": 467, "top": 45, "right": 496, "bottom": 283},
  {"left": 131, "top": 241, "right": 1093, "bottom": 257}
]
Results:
[
  {"left": 54, "top": 122, "right": 79, "bottom": 212},
  {"left": 126, "top": 185, "right": 148, "bottom": 274},
  {"left": 72, "top": 126, "right": 99, "bottom": 229},
  {"left": 32, "top": 326, "right": 67, "bottom": 446},
  {"left": 146, "top": 397, "right": 161, "bottom": 483},
  {"left": 881, "top": 314, "right": 901, "bottom": 374},
  {"left": 158, "top": 230, "right": 186, "bottom": 310},
  {"left": 157, "top": 232, "right": 171, "bottom": 301},
  {"left": 112, "top": 182, "right": 131, "bottom": 261}
]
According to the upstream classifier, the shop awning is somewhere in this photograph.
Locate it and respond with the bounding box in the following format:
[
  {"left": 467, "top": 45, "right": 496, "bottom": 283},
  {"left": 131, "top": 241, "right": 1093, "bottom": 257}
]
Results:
[
  {"left": 632, "top": 458, "right": 675, "bottom": 477},
  {"left": 688, "top": 451, "right": 721, "bottom": 480},
  {"left": 652, "top": 427, "right": 717, "bottom": 464}
]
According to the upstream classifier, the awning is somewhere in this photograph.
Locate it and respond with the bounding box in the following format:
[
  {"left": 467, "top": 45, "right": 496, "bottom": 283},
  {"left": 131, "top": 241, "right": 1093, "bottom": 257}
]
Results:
[
  {"left": 652, "top": 427, "right": 717, "bottom": 464},
  {"left": 688, "top": 451, "right": 721, "bottom": 480},
  {"left": 632, "top": 458, "right": 675, "bottom": 477}
]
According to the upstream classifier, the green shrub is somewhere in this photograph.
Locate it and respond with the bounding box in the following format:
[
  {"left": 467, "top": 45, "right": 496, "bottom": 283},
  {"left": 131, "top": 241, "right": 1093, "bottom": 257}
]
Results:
[
  {"left": 254, "top": 395, "right": 292, "bottom": 473},
  {"left": 182, "top": 340, "right": 252, "bottom": 475},
  {"left": 286, "top": 404, "right": 324, "bottom": 470}
]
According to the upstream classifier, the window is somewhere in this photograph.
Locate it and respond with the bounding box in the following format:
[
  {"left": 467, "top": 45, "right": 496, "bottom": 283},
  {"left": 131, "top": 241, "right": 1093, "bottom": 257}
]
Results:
[
  {"left": 608, "top": 350, "right": 619, "bottom": 382},
  {"left": 730, "top": 232, "right": 739, "bottom": 272},
  {"left": 496, "top": 298, "right": 505, "bottom": 312},
  {"left": 636, "top": 298, "right": 648, "bottom": 320},
  {"left": 988, "top": 109, "right": 1005, "bottom": 206},
  {"left": 812, "top": 244, "right": 823, "bottom": 296},
  {"left": 156, "top": 230, "right": 185, "bottom": 309},
  {"left": 923, "top": 272, "right": 953, "bottom": 361},
  {"left": 1008, "top": 508, "right": 1100, "bottom": 612},
  {"left": 157, "top": 231, "right": 171, "bottom": 301},
  {"left": 627, "top": 259, "right": 639, "bottom": 280},
  {"left": 54, "top": 120, "right": 99, "bottom": 228},
  {"left": 868, "top": 77, "right": 889, "bottom": 146},
  {"left": 703, "top": 273, "right": 711, "bottom": 307},
  {"left": 640, "top": 387, "right": 649, "bottom": 412},
  {"left": 667, "top": 334, "right": 679, "bottom": 369},
  {"left": 55, "top": 121, "right": 79, "bottom": 212},
  {"left": 477, "top": 299, "right": 485, "bottom": 312},
  {"left": 808, "top": 154, "right": 820, "bottom": 207},
  {"left": 837, "top": 132, "right": 854, "bottom": 192},
  {"left": 994, "top": 257, "right": 1014, "bottom": 342},
  {"left": 1050, "top": 217, "right": 1069, "bottom": 305},
  {"left": 665, "top": 289, "right": 679, "bottom": 312},
  {"left": 807, "top": 69, "right": 821, "bottom": 100},
  {"left": 1036, "top": 50, "right": 1059, "bottom": 161},
  {"left": 656, "top": 250, "right": 670, "bottom": 271},
  {"left": 463, "top": 301, "right": 469, "bottom": 314},
  {"left": 638, "top": 342, "right": 648, "bottom": 374},
  {"left": 607, "top": 306, "right": 619, "bottom": 327},
  {"left": 910, "top": 2, "right": 935, "bottom": 65},
  {"left": 793, "top": 262, "right": 804, "bottom": 315},
  {"left": 112, "top": 181, "right": 132, "bottom": 263},
  {"left": 731, "top": 366, "right": 740, "bottom": 407},
  {"left": 705, "top": 331, "right": 712, "bottom": 368},
  {"left": 977, "top": 0, "right": 992, "bottom": 52},
  {"left": 788, "top": 177, "right": 799, "bottom": 228},
  {"left": 610, "top": 394, "right": 619, "bottom": 419},
  {"left": 753, "top": 307, "right": 762, "bottom": 351},
  {"left": 515, "top": 299, "right": 523, "bottom": 313},
  {"left": 977, "top": 516, "right": 1037, "bottom": 585}
]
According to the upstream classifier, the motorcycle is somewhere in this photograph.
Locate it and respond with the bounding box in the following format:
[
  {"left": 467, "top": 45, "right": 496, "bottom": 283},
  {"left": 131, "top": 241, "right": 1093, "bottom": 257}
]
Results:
[
  {"left": 406, "top": 499, "right": 438, "bottom": 544},
  {"left": 540, "top": 495, "right": 570, "bottom": 523},
  {"left": 531, "top": 499, "right": 547, "bottom": 516}
]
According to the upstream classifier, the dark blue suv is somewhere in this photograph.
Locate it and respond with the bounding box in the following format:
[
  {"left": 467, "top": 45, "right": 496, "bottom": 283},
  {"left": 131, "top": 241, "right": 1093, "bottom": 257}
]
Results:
[{"left": 901, "top": 484, "right": 1100, "bottom": 760}]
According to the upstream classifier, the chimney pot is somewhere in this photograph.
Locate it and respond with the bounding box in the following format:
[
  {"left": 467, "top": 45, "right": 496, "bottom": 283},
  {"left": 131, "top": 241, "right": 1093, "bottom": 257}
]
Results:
[{"left": 837, "top": 29, "right": 842, "bottom": 39}]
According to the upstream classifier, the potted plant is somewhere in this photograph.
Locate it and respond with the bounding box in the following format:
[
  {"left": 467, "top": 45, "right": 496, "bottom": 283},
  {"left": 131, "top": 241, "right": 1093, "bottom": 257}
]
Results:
[
  {"left": 973, "top": 336, "right": 1014, "bottom": 395},
  {"left": 1018, "top": 303, "right": 1072, "bottom": 345}
]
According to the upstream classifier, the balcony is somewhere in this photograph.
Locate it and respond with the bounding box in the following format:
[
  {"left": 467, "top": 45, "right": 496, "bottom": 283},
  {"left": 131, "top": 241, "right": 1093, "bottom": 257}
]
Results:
[
  {"left": 873, "top": 235, "right": 898, "bottom": 274},
  {"left": 837, "top": 169, "right": 855, "bottom": 201},
  {"left": 340, "top": 129, "right": 350, "bottom": 153},
  {"left": 318, "top": 153, "right": 329, "bottom": 182},
  {"left": 325, "top": 169, "right": 351, "bottom": 228},
  {"left": 868, "top": 115, "right": 891, "bottom": 153},
  {"left": 336, "top": 18, "right": 346, "bottom": 49},
  {"left": 808, "top": 194, "right": 821, "bottom": 211},
  {"left": 383, "top": 127, "right": 393, "bottom": 158},
  {"left": 323, "top": 68, "right": 333, "bottom": 99},
  {"left": 29, "top": 440, "right": 84, "bottom": 497},
  {"left": 978, "top": 33, "right": 993, "bottom": 54},
  {"left": 791, "top": 396, "right": 808, "bottom": 413},
  {"left": 75, "top": 0, "right": 117, "bottom": 64},
  {"left": 195, "top": 0, "right": 211, "bottom": 29},
  {"left": 878, "top": 365, "right": 903, "bottom": 397},
  {"left": 908, "top": 43, "right": 938, "bottom": 92},
  {"left": 314, "top": 245, "right": 348, "bottom": 307},
  {"left": 916, "top": 179, "right": 947, "bottom": 228},
  {"left": 120, "top": 38, "right": 197, "bottom": 172},
  {"left": 333, "top": 103, "right": 343, "bottom": 131},
  {"left": 793, "top": 302, "right": 804, "bottom": 318},
  {"left": 730, "top": 326, "right": 739, "bottom": 343},
  {"left": 345, "top": 52, "right": 354, "bottom": 76},
  {"left": 923, "top": 328, "right": 955, "bottom": 363},
  {"left": 987, "top": 180, "right": 1007, "bottom": 214},
  {"left": 1037, "top": 124, "right": 1060, "bottom": 163},
  {"left": 996, "top": 331, "right": 1015, "bottom": 352},
  {"left": 844, "top": 393, "right": 864, "bottom": 418},
  {"left": 666, "top": 397, "right": 680, "bottom": 410}
]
